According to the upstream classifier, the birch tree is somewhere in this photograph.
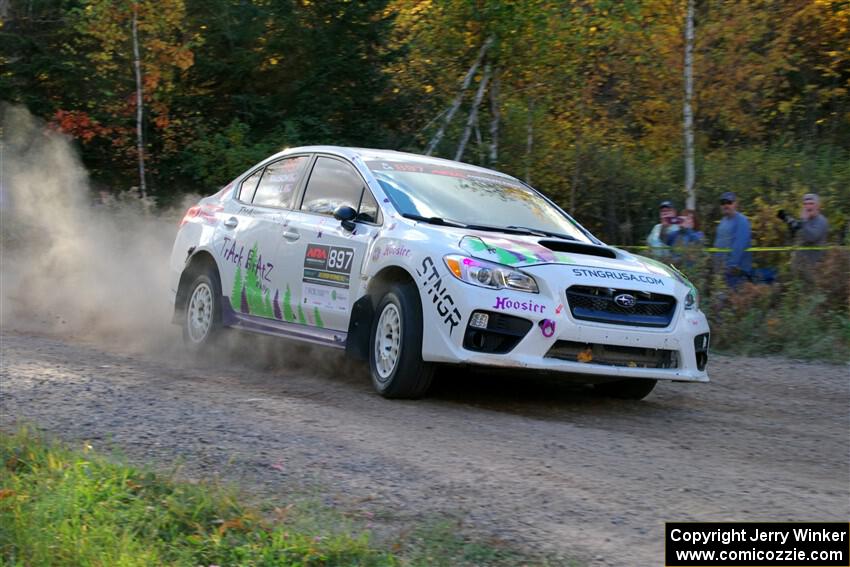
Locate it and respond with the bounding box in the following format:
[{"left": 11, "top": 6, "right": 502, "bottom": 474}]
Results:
[
  {"left": 454, "top": 63, "right": 491, "bottom": 162},
  {"left": 683, "top": 0, "right": 695, "bottom": 210},
  {"left": 425, "top": 36, "right": 493, "bottom": 156},
  {"left": 131, "top": 3, "right": 146, "bottom": 199}
]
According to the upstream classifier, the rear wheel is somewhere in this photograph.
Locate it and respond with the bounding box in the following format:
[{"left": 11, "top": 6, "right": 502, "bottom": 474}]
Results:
[
  {"left": 182, "top": 267, "right": 223, "bottom": 350},
  {"left": 594, "top": 378, "right": 657, "bottom": 400},
  {"left": 369, "top": 283, "right": 434, "bottom": 399}
]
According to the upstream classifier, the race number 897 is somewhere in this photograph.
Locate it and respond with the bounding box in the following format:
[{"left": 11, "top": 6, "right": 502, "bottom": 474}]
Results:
[{"left": 328, "top": 248, "right": 354, "bottom": 272}]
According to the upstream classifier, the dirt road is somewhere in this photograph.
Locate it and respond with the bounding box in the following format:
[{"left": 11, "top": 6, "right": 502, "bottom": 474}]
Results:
[{"left": 1, "top": 329, "right": 848, "bottom": 565}]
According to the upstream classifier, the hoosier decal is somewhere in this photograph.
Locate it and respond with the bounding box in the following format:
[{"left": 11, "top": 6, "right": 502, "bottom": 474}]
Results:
[
  {"left": 493, "top": 296, "right": 546, "bottom": 313},
  {"left": 416, "top": 257, "right": 462, "bottom": 335}
]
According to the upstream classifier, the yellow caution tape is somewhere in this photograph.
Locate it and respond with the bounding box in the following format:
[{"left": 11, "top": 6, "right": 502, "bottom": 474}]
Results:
[{"left": 615, "top": 245, "right": 848, "bottom": 252}]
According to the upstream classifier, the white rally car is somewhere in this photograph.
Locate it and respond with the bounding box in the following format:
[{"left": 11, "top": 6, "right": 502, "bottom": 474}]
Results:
[{"left": 169, "top": 146, "right": 709, "bottom": 400}]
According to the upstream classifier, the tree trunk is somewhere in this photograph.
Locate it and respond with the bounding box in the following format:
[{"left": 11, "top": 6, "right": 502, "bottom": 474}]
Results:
[
  {"left": 425, "top": 36, "right": 493, "bottom": 156},
  {"left": 488, "top": 70, "right": 500, "bottom": 165},
  {"left": 683, "top": 0, "right": 695, "bottom": 210},
  {"left": 525, "top": 99, "right": 534, "bottom": 184},
  {"left": 454, "top": 63, "right": 490, "bottom": 162},
  {"left": 132, "top": 3, "right": 147, "bottom": 200},
  {"left": 473, "top": 114, "right": 484, "bottom": 163},
  {"left": 570, "top": 144, "right": 580, "bottom": 215}
]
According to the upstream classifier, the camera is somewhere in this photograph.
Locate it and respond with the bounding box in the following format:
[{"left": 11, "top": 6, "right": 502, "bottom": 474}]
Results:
[{"left": 777, "top": 209, "right": 801, "bottom": 231}]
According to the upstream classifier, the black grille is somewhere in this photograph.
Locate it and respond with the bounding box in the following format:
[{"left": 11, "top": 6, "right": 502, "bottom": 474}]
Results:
[
  {"left": 565, "top": 285, "right": 676, "bottom": 328},
  {"left": 546, "top": 341, "right": 678, "bottom": 369}
]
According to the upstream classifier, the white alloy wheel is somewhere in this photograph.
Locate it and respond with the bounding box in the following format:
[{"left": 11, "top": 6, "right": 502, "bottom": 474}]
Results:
[
  {"left": 187, "top": 282, "right": 214, "bottom": 343},
  {"left": 374, "top": 303, "right": 402, "bottom": 380}
]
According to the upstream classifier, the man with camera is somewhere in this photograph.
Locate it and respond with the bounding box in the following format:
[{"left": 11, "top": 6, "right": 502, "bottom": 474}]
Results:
[
  {"left": 778, "top": 193, "right": 829, "bottom": 275},
  {"left": 647, "top": 200, "right": 680, "bottom": 258}
]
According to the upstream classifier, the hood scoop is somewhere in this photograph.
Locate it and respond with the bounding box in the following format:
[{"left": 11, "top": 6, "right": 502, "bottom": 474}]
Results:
[{"left": 539, "top": 239, "right": 618, "bottom": 259}]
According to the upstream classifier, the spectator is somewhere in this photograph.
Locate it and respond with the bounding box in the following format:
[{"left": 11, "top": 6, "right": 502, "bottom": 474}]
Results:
[
  {"left": 647, "top": 200, "right": 680, "bottom": 258},
  {"left": 713, "top": 192, "right": 752, "bottom": 288},
  {"left": 667, "top": 208, "right": 704, "bottom": 267},
  {"left": 779, "top": 193, "right": 829, "bottom": 277}
]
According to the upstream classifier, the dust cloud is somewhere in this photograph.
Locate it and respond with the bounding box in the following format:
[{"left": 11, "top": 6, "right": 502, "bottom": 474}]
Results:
[
  {"left": 0, "top": 105, "right": 184, "bottom": 350},
  {"left": 0, "top": 105, "right": 352, "bottom": 376}
]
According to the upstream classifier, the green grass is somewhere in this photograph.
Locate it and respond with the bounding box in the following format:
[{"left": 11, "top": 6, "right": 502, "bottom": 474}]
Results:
[{"left": 0, "top": 428, "right": 566, "bottom": 566}]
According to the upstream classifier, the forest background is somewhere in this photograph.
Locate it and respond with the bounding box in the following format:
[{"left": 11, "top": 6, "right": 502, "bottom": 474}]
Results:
[{"left": 1, "top": 0, "right": 849, "bottom": 358}]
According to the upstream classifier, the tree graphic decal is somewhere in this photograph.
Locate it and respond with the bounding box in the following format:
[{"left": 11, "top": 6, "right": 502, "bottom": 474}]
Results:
[
  {"left": 313, "top": 307, "right": 324, "bottom": 328},
  {"left": 231, "top": 265, "right": 243, "bottom": 311},
  {"left": 283, "top": 284, "right": 296, "bottom": 322},
  {"left": 240, "top": 285, "right": 249, "bottom": 314},
  {"left": 241, "top": 242, "right": 274, "bottom": 318},
  {"left": 272, "top": 289, "right": 283, "bottom": 320},
  {"left": 262, "top": 289, "right": 273, "bottom": 318},
  {"left": 244, "top": 243, "right": 265, "bottom": 316},
  {"left": 297, "top": 304, "right": 307, "bottom": 325}
]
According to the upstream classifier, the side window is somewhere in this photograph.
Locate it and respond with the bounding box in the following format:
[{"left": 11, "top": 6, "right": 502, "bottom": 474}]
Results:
[
  {"left": 358, "top": 188, "right": 381, "bottom": 224},
  {"left": 238, "top": 169, "right": 262, "bottom": 202},
  {"left": 301, "top": 157, "right": 363, "bottom": 215},
  {"left": 252, "top": 156, "right": 309, "bottom": 208}
]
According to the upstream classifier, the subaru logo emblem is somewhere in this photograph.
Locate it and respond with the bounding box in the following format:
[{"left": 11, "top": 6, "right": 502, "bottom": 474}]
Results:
[{"left": 614, "top": 293, "right": 636, "bottom": 308}]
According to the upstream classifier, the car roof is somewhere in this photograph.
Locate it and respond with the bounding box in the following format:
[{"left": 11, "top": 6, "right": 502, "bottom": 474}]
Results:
[{"left": 277, "top": 145, "right": 519, "bottom": 181}]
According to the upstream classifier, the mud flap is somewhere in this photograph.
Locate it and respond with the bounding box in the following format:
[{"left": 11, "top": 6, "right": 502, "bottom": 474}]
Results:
[{"left": 345, "top": 296, "right": 375, "bottom": 361}]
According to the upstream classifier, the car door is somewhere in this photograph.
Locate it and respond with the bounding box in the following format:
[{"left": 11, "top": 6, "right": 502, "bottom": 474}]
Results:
[
  {"left": 275, "top": 155, "right": 382, "bottom": 332},
  {"left": 215, "top": 154, "right": 310, "bottom": 320}
]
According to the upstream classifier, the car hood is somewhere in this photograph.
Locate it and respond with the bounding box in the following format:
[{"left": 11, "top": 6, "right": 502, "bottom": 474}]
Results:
[{"left": 458, "top": 233, "right": 682, "bottom": 283}]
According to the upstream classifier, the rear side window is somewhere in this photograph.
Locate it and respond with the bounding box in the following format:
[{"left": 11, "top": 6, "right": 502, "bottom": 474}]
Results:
[
  {"left": 238, "top": 169, "right": 262, "bottom": 202},
  {"left": 252, "top": 155, "right": 309, "bottom": 208}
]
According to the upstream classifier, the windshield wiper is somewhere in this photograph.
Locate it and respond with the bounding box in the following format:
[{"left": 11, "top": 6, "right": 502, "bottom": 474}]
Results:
[
  {"left": 506, "top": 225, "right": 578, "bottom": 241},
  {"left": 401, "top": 213, "right": 468, "bottom": 228},
  {"left": 401, "top": 214, "right": 579, "bottom": 241}
]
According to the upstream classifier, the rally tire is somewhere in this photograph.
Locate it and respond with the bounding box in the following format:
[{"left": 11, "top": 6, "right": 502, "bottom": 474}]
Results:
[
  {"left": 369, "top": 283, "right": 435, "bottom": 399},
  {"left": 182, "top": 267, "right": 224, "bottom": 351},
  {"left": 594, "top": 378, "right": 657, "bottom": 400}
]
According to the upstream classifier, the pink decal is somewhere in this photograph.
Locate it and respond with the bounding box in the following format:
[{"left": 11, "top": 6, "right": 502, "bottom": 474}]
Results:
[
  {"left": 555, "top": 304, "right": 563, "bottom": 315},
  {"left": 539, "top": 319, "right": 556, "bottom": 338}
]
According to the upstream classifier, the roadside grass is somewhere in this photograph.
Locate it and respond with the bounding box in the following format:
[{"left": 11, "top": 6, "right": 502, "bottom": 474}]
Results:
[{"left": 0, "top": 427, "right": 566, "bottom": 566}]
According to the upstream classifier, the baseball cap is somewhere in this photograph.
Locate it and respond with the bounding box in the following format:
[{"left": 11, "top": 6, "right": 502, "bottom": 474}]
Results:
[
  {"left": 719, "top": 191, "right": 737, "bottom": 203},
  {"left": 802, "top": 193, "right": 819, "bottom": 204},
  {"left": 658, "top": 200, "right": 674, "bottom": 209}
]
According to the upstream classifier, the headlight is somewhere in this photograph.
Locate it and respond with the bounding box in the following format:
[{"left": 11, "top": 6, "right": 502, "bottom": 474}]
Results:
[
  {"left": 443, "top": 254, "right": 539, "bottom": 293},
  {"left": 684, "top": 290, "right": 698, "bottom": 310}
]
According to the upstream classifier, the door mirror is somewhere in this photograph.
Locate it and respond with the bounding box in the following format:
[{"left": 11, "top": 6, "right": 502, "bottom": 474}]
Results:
[{"left": 333, "top": 205, "right": 358, "bottom": 231}]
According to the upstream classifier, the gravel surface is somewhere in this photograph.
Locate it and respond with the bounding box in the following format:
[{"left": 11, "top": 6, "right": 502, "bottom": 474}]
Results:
[{"left": 1, "top": 328, "right": 848, "bottom": 565}]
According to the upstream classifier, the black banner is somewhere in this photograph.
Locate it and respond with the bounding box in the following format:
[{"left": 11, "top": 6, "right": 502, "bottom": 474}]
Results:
[{"left": 666, "top": 522, "right": 849, "bottom": 566}]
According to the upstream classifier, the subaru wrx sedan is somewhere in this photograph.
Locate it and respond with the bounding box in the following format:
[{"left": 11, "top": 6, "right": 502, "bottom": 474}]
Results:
[{"left": 170, "top": 146, "right": 710, "bottom": 399}]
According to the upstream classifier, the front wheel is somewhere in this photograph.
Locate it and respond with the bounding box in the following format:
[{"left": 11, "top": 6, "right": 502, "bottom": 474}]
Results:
[
  {"left": 182, "top": 268, "right": 223, "bottom": 350},
  {"left": 369, "top": 283, "right": 434, "bottom": 399},
  {"left": 594, "top": 378, "right": 657, "bottom": 400}
]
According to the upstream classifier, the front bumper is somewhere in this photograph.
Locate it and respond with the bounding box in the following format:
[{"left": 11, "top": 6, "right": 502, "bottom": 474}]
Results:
[{"left": 419, "top": 263, "right": 710, "bottom": 383}]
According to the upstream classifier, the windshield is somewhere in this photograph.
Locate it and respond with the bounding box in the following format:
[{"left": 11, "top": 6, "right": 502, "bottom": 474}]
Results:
[{"left": 366, "top": 159, "right": 593, "bottom": 243}]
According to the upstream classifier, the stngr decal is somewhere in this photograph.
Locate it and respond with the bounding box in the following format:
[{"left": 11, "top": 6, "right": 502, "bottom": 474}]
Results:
[{"left": 416, "top": 257, "right": 462, "bottom": 335}]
